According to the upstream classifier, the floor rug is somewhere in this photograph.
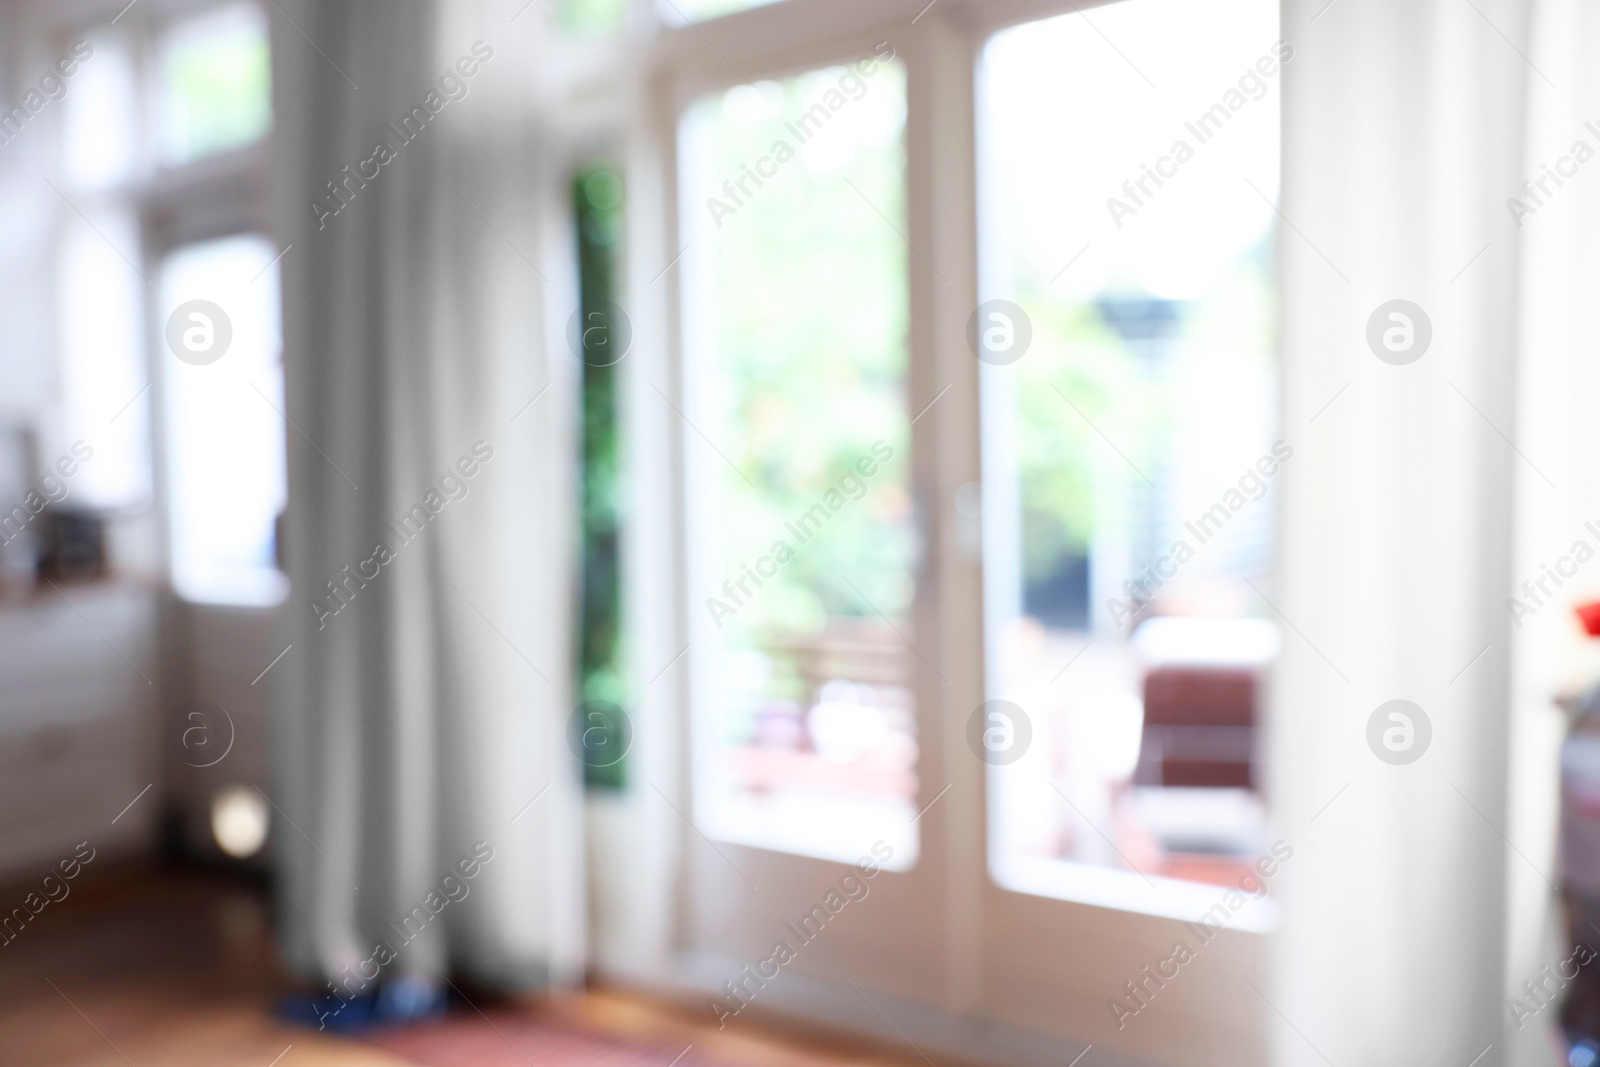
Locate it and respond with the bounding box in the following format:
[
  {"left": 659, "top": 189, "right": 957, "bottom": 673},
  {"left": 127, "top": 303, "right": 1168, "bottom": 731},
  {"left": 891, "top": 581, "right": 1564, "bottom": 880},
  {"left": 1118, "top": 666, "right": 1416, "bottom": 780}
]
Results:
[{"left": 362, "top": 1010, "right": 717, "bottom": 1067}]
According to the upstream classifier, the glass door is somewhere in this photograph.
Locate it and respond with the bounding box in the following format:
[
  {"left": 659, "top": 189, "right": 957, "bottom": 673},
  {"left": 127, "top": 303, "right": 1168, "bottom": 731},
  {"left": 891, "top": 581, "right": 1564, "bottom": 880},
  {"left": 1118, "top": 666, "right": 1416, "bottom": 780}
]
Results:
[
  {"left": 653, "top": 2, "right": 1285, "bottom": 1063},
  {"left": 669, "top": 36, "right": 952, "bottom": 1011},
  {"left": 975, "top": 1, "right": 1282, "bottom": 1064}
]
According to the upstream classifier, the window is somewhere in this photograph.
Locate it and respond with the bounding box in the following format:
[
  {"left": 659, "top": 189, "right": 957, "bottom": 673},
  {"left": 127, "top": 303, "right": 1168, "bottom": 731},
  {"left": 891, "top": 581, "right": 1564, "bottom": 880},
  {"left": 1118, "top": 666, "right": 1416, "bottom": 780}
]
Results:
[
  {"left": 158, "top": 235, "right": 288, "bottom": 606},
  {"left": 156, "top": 3, "right": 271, "bottom": 166},
  {"left": 574, "top": 165, "right": 630, "bottom": 788},
  {"left": 553, "top": 0, "right": 629, "bottom": 36},
  {"left": 57, "top": 30, "right": 148, "bottom": 509},
  {"left": 680, "top": 57, "right": 919, "bottom": 867},
  {"left": 978, "top": 0, "right": 1283, "bottom": 902},
  {"left": 53, "top": 3, "right": 279, "bottom": 601},
  {"left": 61, "top": 32, "right": 138, "bottom": 190},
  {"left": 633, "top": 0, "right": 1283, "bottom": 1044},
  {"left": 56, "top": 208, "right": 151, "bottom": 509}
]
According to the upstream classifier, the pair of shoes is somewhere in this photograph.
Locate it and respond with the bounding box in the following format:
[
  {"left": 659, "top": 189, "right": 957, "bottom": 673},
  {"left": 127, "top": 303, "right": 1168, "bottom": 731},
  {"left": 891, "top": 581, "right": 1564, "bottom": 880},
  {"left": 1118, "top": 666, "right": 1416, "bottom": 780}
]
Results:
[
  {"left": 276, "top": 975, "right": 448, "bottom": 1033},
  {"left": 376, "top": 974, "right": 449, "bottom": 1022}
]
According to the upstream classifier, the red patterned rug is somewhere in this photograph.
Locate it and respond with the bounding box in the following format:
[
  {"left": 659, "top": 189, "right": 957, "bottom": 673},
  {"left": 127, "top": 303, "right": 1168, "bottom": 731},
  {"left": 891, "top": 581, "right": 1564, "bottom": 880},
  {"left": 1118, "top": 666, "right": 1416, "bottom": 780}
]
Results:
[{"left": 361, "top": 1011, "right": 712, "bottom": 1067}]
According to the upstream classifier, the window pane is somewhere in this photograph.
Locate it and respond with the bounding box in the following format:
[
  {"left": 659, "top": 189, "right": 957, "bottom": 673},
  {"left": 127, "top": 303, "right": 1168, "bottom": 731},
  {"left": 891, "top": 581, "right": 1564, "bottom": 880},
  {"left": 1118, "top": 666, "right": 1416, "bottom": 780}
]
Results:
[
  {"left": 680, "top": 58, "right": 915, "bottom": 867},
  {"left": 57, "top": 208, "right": 151, "bottom": 508},
  {"left": 158, "top": 235, "right": 287, "bottom": 605},
  {"left": 574, "top": 164, "right": 628, "bottom": 788},
  {"left": 659, "top": 0, "right": 782, "bottom": 24},
  {"left": 980, "top": 0, "right": 1282, "bottom": 908},
  {"left": 157, "top": 3, "right": 271, "bottom": 166},
  {"left": 553, "top": 0, "right": 628, "bottom": 36},
  {"left": 63, "top": 33, "right": 139, "bottom": 190}
]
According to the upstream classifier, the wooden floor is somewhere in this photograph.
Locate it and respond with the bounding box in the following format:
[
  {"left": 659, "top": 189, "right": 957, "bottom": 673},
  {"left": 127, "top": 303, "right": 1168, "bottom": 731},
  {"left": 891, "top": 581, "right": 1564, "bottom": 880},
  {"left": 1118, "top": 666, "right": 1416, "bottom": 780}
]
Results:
[{"left": 0, "top": 861, "right": 931, "bottom": 1067}]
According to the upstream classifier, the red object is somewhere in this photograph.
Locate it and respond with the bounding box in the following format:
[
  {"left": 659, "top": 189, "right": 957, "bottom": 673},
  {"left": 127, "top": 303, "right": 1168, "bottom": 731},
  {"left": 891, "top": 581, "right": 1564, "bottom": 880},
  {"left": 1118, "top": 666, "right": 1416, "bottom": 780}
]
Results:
[{"left": 1577, "top": 601, "right": 1600, "bottom": 637}]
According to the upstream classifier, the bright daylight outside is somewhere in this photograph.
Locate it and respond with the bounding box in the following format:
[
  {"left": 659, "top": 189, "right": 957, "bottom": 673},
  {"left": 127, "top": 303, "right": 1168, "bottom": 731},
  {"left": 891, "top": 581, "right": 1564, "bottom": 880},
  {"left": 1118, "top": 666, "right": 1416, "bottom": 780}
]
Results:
[
  {"left": 159, "top": 235, "right": 287, "bottom": 606},
  {"left": 680, "top": 55, "right": 918, "bottom": 868},
  {"left": 980, "top": 0, "right": 1283, "bottom": 914}
]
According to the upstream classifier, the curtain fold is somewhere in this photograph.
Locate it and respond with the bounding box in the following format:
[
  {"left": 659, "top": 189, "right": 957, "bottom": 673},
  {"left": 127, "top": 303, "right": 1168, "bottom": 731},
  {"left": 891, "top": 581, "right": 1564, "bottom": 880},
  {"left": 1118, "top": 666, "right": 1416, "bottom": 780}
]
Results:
[
  {"left": 266, "top": 0, "right": 582, "bottom": 993},
  {"left": 1270, "top": 0, "right": 1534, "bottom": 1064}
]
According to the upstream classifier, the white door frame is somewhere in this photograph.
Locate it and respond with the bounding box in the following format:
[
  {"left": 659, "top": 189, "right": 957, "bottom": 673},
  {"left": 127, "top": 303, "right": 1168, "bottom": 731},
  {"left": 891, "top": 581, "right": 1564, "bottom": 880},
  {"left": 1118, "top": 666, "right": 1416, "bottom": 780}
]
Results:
[{"left": 621, "top": 3, "right": 1270, "bottom": 1065}]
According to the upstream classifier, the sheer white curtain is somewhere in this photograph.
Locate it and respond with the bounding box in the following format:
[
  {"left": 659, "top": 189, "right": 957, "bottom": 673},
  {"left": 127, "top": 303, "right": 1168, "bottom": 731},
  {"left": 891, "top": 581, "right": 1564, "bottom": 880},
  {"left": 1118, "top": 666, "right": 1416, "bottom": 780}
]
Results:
[
  {"left": 267, "top": 0, "right": 582, "bottom": 992},
  {"left": 1271, "top": 0, "right": 1535, "bottom": 1064},
  {"left": 1504, "top": 1, "right": 1600, "bottom": 1064}
]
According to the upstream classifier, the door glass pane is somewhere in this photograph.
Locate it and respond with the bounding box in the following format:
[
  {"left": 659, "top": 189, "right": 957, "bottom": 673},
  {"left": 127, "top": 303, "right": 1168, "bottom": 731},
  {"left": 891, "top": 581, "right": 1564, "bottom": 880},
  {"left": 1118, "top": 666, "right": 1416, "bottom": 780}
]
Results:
[
  {"left": 159, "top": 234, "right": 288, "bottom": 605},
  {"left": 679, "top": 56, "right": 916, "bottom": 867},
  {"left": 979, "top": 0, "right": 1282, "bottom": 912}
]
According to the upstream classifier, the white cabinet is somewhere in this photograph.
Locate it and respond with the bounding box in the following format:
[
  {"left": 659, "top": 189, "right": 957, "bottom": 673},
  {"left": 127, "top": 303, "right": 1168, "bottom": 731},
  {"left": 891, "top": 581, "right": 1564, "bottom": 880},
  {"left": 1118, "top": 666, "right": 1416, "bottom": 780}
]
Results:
[{"left": 0, "top": 582, "right": 160, "bottom": 878}]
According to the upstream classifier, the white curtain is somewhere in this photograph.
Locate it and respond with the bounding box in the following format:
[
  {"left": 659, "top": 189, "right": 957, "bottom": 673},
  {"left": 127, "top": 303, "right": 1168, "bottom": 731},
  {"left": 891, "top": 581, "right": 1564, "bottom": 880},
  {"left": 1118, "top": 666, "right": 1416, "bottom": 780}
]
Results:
[
  {"left": 267, "top": 0, "right": 583, "bottom": 992},
  {"left": 1504, "top": 0, "right": 1600, "bottom": 1064},
  {"left": 1271, "top": 0, "right": 1537, "bottom": 1064}
]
